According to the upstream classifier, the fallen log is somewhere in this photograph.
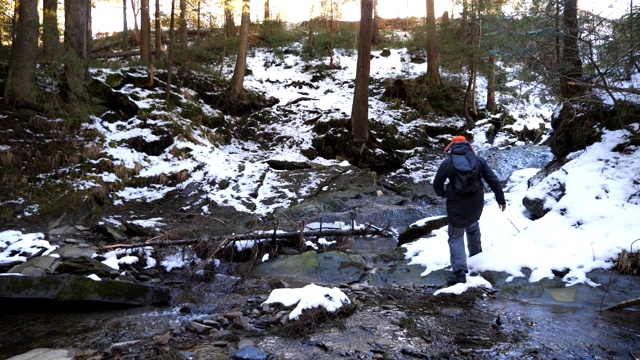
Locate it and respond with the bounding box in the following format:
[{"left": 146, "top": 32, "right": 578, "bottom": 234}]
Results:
[
  {"left": 97, "top": 224, "right": 392, "bottom": 252},
  {"left": 91, "top": 49, "right": 157, "bottom": 59}
]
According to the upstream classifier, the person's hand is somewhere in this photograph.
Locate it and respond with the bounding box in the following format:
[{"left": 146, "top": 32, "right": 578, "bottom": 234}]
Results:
[{"left": 499, "top": 204, "right": 507, "bottom": 212}]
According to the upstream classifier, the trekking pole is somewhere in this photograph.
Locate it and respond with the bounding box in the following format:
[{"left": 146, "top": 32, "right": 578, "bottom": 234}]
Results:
[{"left": 505, "top": 215, "right": 520, "bottom": 233}]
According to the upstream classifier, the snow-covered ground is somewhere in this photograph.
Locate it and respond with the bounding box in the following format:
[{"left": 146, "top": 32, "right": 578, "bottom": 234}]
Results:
[{"left": 2, "top": 45, "right": 639, "bottom": 313}]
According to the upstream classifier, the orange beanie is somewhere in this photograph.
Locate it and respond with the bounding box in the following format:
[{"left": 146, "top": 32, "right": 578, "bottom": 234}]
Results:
[{"left": 444, "top": 135, "right": 468, "bottom": 152}]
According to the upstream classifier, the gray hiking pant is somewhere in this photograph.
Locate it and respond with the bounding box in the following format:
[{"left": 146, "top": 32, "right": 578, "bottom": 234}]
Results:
[{"left": 448, "top": 221, "right": 482, "bottom": 274}]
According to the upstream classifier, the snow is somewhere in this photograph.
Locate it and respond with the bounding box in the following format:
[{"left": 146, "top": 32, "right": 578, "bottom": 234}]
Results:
[
  {"left": 404, "top": 126, "right": 640, "bottom": 294},
  {"left": 1, "top": 44, "right": 639, "bottom": 317},
  {"left": 262, "top": 283, "right": 351, "bottom": 320}
]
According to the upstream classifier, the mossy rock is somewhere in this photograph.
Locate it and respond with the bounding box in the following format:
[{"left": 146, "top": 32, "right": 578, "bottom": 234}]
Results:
[{"left": 0, "top": 274, "right": 170, "bottom": 306}]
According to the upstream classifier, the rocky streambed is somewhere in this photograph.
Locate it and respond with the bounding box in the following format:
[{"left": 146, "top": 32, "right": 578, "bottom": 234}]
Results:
[{"left": 1, "top": 150, "right": 639, "bottom": 360}]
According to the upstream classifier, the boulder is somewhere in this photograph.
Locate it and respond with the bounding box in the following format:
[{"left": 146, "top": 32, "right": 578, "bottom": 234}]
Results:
[
  {"left": 397, "top": 215, "right": 448, "bottom": 246},
  {"left": 0, "top": 274, "right": 170, "bottom": 309},
  {"left": 251, "top": 251, "right": 367, "bottom": 285}
]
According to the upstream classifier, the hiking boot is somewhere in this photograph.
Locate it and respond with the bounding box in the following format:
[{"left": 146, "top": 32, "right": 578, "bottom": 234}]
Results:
[{"left": 446, "top": 271, "right": 466, "bottom": 286}]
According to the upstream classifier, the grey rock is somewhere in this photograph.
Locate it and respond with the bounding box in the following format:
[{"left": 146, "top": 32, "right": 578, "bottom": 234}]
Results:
[
  {"left": 188, "top": 321, "right": 213, "bottom": 334},
  {"left": 223, "top": 311, "right": 243, "bottom": 319},
  {"left": 48, "top": 226, "right": 76, "bottom": 236},
  {"left": 110, "top": 340, "right": 141, "bottom": 353},
  {"left": 237, "top": 339, "right": 254, "bottom": 349},
  {"left": 232, "top": 345, "right": 269, "bottom": 360},
  {"left": 397, "top": 215, "right": 448, "bottom": 246},
  {"left": 52, "top": 245, "right": 96, "bottom": 259},
  {"left": 8, "top": 256, "right": 57, "bottom": 276},
  {"left": 6, "top": 348, "right": 75, "bottom": 360},
  {"left": 0, "top": 274, "right": 170, "bottom": 307}
]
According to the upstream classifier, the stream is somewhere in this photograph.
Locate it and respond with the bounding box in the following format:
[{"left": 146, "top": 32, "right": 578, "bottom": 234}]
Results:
[{"left": 1, "top": 145, "right": 639, "bottom": 359}]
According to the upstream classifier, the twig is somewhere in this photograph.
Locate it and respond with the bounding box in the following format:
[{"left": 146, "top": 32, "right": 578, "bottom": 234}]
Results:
[
  {"left": 284, "top": 97, "right": 317, "bottom": 106},
  {"left": 603, "top": 297, "right": 640, "bottom": 311}
]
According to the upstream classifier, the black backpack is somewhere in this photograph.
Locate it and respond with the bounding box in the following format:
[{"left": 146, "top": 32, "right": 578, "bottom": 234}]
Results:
[{"left": 450, "top": 152, "right": 482, "bottom": 195}]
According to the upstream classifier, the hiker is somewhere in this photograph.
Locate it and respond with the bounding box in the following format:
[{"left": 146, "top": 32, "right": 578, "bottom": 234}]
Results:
[{"left": 433, "top": 135, "right": 507, "bottom": 286}]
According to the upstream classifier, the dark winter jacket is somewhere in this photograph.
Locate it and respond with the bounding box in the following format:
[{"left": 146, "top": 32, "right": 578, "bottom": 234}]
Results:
[{"left": 433, "top": 141, "right": 506, "bottom": 227}]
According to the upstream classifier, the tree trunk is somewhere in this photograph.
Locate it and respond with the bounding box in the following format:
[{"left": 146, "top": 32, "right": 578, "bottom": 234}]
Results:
[
  {"left": 86, "top": 0, "right": 92, "bottom": 51},
  {"left": 486, "top": 47, "right": 497, "bottom": 114},
  {"left": 166, "top": 0, "right": 176, "bottom": 101},
  {"left": 196, "top": 0, "right": 202, "bottom": 44},
  {"left": 559, "top": 0, "right": 582, "bottom": 99},
  {"left": 555, "top": 0, "right": 561, "bottom": 64},
  {"left": 224, "top": 0, "right": 236, "bottom": 37},
  {"left": 425, "top": 0, "right": 441, "bottom": 86},
  {"left": 131, "top": 0, "right": 140, "bottom": 44},
  {"left": 628, "top": 0, "right": 635, "bottom": 79},
  {"left": 10, "top": 1, "right": 18, "bottom": 43},
  {"left": 329, "top": 0, "right": 335, "bottom": 69},
  {"left": 179, "top": 0, "right": 187, "bottom": 53},
  {"left": 264, "top": 0, "right": 270, "bottom": 20},
  {"left": 462, "top": 0, "right": 478, "bottom": 128},
  {"left": 155, "top": 0, "right": 162, "bottom": 62},
  {"left": 4, "top": 0, "right": 40, "bottom": 109},
  {"left": 372, "top": 0, "right": 380, "bottom": 45},
  {"left": 123, "top": 0, "right": 129, "bottom": 50},
  {"left": 308, "top": 19, "right": 314, "bottom": 50},
  {"left": 230, "top": 0, "right": 250, "bottom": 99},
  {"left": 64, "top": 0, "right": 89, "bottom": 102},
  {"left": 351, "top": 0, "right": 374, "bottom": 153},
  {"left": 140, "top": 0, "right": 151, "bottom": 64},
  {"left": 42, "top": 0, "right": 61, "bottom": 61}
]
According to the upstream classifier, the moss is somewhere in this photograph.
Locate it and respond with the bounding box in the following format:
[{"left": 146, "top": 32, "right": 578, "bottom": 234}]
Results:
[
  {"left": 337, "top": 259, "right": 367, "bottom": 271},
  {"left": 0, "top": 275, "right": 169, "bottom": 305}
]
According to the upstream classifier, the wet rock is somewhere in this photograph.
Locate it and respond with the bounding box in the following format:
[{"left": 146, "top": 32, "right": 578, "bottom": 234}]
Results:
[
  {"left": 0, "top": 274, "right": 170, "bottom": 308},
  {"left": 238, "top": 339, "right": 254, "bottom": 349},
  {"left": 232, "top": 316, "right": 250, "bottom": 329},
  {"left": 188, "top": 321, "right": 213, "bottom": 334},
  {"left": 97, "top": 222, "right": 128, "bottom": 242},
  {"left": 7, "top": 256, "right": 57, "bottom": 276},
  {"left": 266, "top": 159, "right": 311, "bottom": 170},
  {"left": 231, "top": 345, "right": 269, "bottom": 360},
  {"left": 6, "top": 348, "right": 76, "bottom": 360},
  {"left": 397, "top": 215, "right": 448, "bottom": 246},
  {"left": 480, "top": 145, "right": 553, "bottom": 182},
  {"left": 110, "top": 340, "right": 142, "bottom": 354},
  {"left": 53, "top": 244, "right": 96, "bottom": 259},
  {"left": 251, "top": 250, "right": 367, "bottom": 285},
  {"left": 224, "top": 311, "right": 244, "bottom": 320},
  {"left": 522, "top": 174, "right": 566, "bottom": 219}
]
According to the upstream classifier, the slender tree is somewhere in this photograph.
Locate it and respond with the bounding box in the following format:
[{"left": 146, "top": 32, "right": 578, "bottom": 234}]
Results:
[
  {"left": 486, "top": 46, "right": 497, "bottom": 113},
  {"left": 130, "top": 0, "right": 140, "bottom": 43},
  {"left": 351, "top": 0, "right": 374, "bottom": 152},
  {"left": 86, "top": 0, "right": 92, "bottom": 52},
  {"left": 166, "top": 0, "right": 176, "bottom": 100},
  {"left": 425, "top": 0, "right": 441, "bottom": 86},
  {"left": 122, "top": 0, "right": 129, "bottom": 50},
  {"left": 64, "top": 0, "right": 89, "bottom": 102},
  {"left": 155, "top": 0, "right": 162, "bottom": 62},
  {"left": 230, "top": 0, "right": 250, "bottom": 99},
  {"left": 179, "top": 0, "right": 187, "bottom": 53},
  {"left": 372, "top": 0, "right": 379, "bottom": 44},
  {"left": 42, "top": 0, "right": 61, "bottom": 61},
  {"left": 140, "top": 0, "right": 151, "bottom": 64},
  {"left": 462, "top": 0, "right": 478, "bottom": 128},
  {"left": 264, "top": 0, "right": 270, "bottom": 20},
  {"left": 5, "top": 0, "right": 40, "bottom": 109},
  {"left": 224, "top": 0, "right": 236, "bottom": 37},
  {"left": 196, "top": 0, "right": 202, "bottom": 43},
  {"left": 559, "top": 0, "right": 582, "bottom": 99}
]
